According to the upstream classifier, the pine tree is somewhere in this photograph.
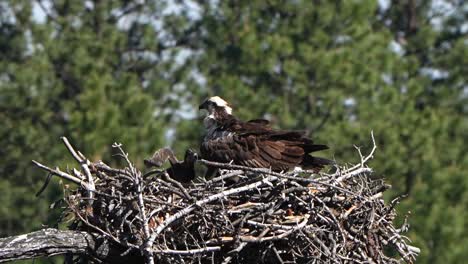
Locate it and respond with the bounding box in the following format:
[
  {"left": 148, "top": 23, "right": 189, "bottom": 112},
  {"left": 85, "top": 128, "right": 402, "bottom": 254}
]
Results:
[
  {"left": 174, "top": 1, "right": 468, "bottom": 262},
  {"left": 0, "top": 0, "right": 195, "bottom": 240},
  {"left": 376, "top": 1, "right": 468, "bottom": 262}
]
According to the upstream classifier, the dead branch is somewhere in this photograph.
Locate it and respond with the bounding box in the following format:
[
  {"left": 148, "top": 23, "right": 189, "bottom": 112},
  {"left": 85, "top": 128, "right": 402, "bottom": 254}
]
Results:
[{"left": 0, "top": 228, "right": 142, "bottom": 263}]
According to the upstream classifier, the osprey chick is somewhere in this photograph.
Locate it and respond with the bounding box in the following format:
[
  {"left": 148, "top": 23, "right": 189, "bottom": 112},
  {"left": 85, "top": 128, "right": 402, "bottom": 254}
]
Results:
[
  {"left": 199, "top": 96, "right": 333, "bottom": 173},
  {"left": 144, "top": 148, "right": 197, "bottom": 183}
]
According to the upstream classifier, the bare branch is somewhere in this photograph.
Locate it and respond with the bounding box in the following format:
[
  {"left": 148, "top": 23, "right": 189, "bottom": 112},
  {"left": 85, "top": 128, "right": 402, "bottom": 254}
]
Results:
[
  {"left": 61, "top": 137, "right": 96, "bottom": 198},
  {"left": 0, "top": 229, "right": 141, "bottom": 264},
  {"left": 32, "top": 160, "right": 92, "bottom": 189}
]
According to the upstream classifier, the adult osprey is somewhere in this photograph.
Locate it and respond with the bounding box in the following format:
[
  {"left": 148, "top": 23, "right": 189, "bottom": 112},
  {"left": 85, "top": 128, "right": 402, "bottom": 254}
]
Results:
[{"left": 199, "top": 96, "right": 333, "bottom": 173}]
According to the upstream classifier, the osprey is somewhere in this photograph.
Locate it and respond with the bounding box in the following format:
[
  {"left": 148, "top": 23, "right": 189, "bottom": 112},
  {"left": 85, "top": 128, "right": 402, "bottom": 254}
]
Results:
[
  {"left": 144, "top": 148, "right": 197, "bottom": 183},
  {"left": 199, "top": 96, "right": 333, "bottom": 174}
]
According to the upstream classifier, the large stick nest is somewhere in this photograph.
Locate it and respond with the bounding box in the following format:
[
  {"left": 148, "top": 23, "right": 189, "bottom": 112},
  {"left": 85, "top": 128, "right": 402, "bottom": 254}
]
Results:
[{"left": 34, "top": 136, "right": 419, "bottom": 263}]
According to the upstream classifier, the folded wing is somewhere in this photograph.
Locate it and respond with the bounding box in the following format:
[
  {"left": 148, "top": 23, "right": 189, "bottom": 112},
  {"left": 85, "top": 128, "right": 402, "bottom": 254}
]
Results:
[{"left": 201, "top": 119, "right": 333, "bottom": 172}]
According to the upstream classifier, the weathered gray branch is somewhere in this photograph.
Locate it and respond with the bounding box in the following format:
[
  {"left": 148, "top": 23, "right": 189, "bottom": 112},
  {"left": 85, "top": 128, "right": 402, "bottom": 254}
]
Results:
[
  {"left": 0, "top": 228, "right": 142, "bottom": 263},
  {"left": 0, "top": 228, "right": 92, "bottom": 263}
]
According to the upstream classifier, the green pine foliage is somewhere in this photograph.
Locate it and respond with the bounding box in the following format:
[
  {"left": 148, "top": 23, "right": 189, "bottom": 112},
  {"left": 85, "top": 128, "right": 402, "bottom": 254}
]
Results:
[{"left": 0, "top": 0, "right": 187, "bottom": 238}]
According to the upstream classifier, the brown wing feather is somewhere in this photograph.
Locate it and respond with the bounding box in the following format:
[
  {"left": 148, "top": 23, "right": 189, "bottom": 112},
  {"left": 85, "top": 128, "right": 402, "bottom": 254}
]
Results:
[
  {"left": 201, "top": 116, "right": 332, "bottom": 172},
  {"left": 263, "top": 140, "right": 285, "bottom": 151},
  {"left": 261, "top": 144, "right": 282, "bottom": 160},
  {"left": 278, "top": 141, "right": 304, "bottom": 156},
  {"left": 265, "top": 141, "right": 302, "bottom": 165}
]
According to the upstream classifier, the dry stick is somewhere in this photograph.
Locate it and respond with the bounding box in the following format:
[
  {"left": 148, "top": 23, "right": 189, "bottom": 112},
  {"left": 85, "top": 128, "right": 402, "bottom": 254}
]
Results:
[
  {"left": 72, "top": 168, "right": 85, "bottom": 180},
  {"left": 32, "top": 160, "right": 92, "bottom": 190},
  {"left": 157, "top": 184, "right": 189, "bottom": 200},
  {"left": 151, "top": 247, "right": 221, "bottom": 255},
  {"left": 113, "top": 142, "right": 155, "bottom": 264},
  {"left": 161, "top": 172, "right": 193, "bottom": 201},
  {"left": 272, "top": 246, "right": 285, "bottom": 264},
  {"left": 134, "top": 169, "right": 154, "bottom": 264},
  {"left": 145, "top": 175, "right": 278, "bottom": 252},
  {"left": 341, "top": 131, "right": 377, "bottom": 174},
  {"left": 137, "top": 171, "right": 155, "bottom": 264},
  {"left": 35, "top": 172, "right": 52, "bottom": 197},
  {"left": 310, "top": 233, "right": 332, "bottom": 257},
  {"left": 0, "top": 228, "right": 122, "bottom": 263},
  {"left": 94, "top": 162, "right": 132, "bottom": 177},
  {"left": 222, "top": 226, "right": 271, "bottom": 264},
  {"left": 334, "top": 167, "right": 373, "bottom": 184},
  {"left": 61, "top": 137, "right": 96, "bottom": 198},
  {"left": 199, "top": 160, "right": 292, "bottom": 177},
  {"left": 239, "top": 215, "right": 309, "bottom": 243},
  {"left": 199, "top": 159, "right": 363, "bottom": 196},
  {"left": 204, "top": 170, "right": 244, "bottom": 185},
  {"left": 246, "top": 220, "right": 297, "bottom": 230},
  {"left": 399, "top": 244, "right": 420, "bottom": 255},
  {"left": 92, "top": 189, "right": 182, "bottom": 208},
  {"left": 221, "top": 243, "right": 246, "bottom": 264}
]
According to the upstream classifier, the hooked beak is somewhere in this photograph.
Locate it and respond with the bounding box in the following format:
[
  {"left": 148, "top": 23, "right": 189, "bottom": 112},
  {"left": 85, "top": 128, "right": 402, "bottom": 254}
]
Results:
[
  {"left": 198, "top": 100, "right": 208, "bottom": 110},
  {"left": 184, "top": 149, "right": 198, "bottom": 163}
]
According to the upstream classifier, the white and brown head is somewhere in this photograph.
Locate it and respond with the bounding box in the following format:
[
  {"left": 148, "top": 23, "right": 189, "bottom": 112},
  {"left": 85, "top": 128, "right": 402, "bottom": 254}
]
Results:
[
  {"left": 199, "top": 96, "right": 233, "bottom": 129},
  {"left": 199, "top": 96, "right": 232, "bottom": 115},
  {"left": 199, "top": 96, "right": 233, "bottom": 127}
]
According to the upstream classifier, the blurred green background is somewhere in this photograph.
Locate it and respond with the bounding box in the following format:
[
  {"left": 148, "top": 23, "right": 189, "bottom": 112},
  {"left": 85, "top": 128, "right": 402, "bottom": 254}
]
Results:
[{"left": 0, "top": 0, "right": 466, "bottom": 263}]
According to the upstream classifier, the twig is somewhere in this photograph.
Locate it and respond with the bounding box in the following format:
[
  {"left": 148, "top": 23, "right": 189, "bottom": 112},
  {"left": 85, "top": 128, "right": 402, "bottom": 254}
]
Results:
[
  {"left": 240, "top": 215, "right": 309, "bottom": 243},
  {"left": 136, "top": 170, "right": 154, "bottom": 264},
  {"left": 61, "top": 137, "right": 96, "bottom": 198},
  {"left": 112, "top": 142, "right": 154, "bottom": 264},
  {"left": 151, "top": 246, "right": 220, "bottom": 255},
  {"left": 342, "top": 131, "right": 377, "bottom": 174},
  {"left": 161, "top": 172, "right": 193, "bottom": 201},
  {"left": 335, "top": 167, "right": 373, "bottom": 183},
  {"left": 32, "top": 160, "right": 92, "bottom": 190},
  {"left": 35, "top": 172, "right": 52, "bottom": 197},
  {"left": 204, "top": 170, "right": 244, "bottom": 185},
  {"left": 200, "top": 159, "right": 362, "bottom": 196}
]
